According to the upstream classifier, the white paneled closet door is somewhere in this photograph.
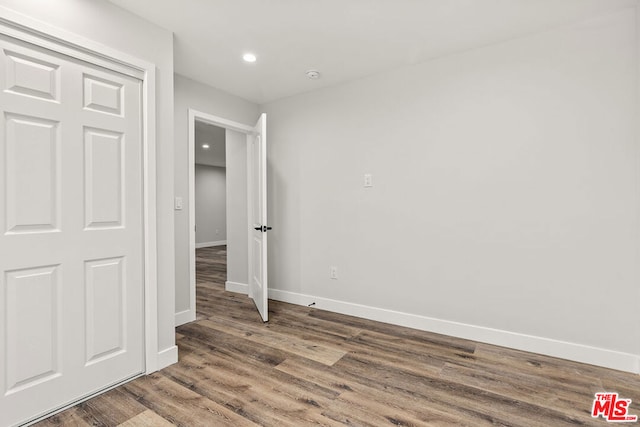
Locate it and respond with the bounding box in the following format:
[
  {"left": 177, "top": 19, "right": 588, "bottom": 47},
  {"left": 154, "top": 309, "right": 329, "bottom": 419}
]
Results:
[{"left": 0, "top": 34, "right": 144, "bottom": 426}]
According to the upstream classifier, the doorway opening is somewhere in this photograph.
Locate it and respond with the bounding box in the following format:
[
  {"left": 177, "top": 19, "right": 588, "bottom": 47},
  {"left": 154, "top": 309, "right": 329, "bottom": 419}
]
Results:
[
  {"left": 193, "top": 122, "right": 228, "bottom": 318},
  {"left": 181, "top": 109, "right": 269, "bottom": 325},
  {"left": 194, "top": 122, "right": 227, "bottom": 250}
]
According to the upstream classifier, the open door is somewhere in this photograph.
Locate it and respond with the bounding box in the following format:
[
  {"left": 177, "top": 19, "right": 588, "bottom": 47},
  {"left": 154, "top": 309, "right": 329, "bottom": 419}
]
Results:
[{"left": 249, "top": 113, "right": 268, "bottom": 321}]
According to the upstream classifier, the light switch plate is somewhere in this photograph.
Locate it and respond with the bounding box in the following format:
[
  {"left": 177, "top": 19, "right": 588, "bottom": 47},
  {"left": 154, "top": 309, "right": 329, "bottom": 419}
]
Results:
[
  {"left": 175, "top": 196, "right": 183, "bottom": 210},
  {"left": 364, "top": 174, "right": 373, "bottom": 188}
]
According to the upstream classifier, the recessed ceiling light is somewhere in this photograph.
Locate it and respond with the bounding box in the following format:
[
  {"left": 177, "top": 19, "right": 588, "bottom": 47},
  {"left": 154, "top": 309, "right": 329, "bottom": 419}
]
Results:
[
  {"left": 202, "top": 144, "right": 210, "bottom": 149},
  {"left": 243, "top": 53, "right": 257, "bottom": 63}
]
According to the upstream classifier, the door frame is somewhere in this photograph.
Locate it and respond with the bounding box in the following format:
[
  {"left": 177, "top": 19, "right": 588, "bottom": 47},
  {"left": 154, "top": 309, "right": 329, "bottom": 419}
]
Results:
[
  {"left": 0, "top": 8, "right": 160, "bottom": 373},
  {"left": 184, "top": 109, "right": 253, "bottom": 325}
]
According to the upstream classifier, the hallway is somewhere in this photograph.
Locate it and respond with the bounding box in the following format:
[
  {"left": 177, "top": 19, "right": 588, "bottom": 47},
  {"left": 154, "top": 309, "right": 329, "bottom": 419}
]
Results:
[{"left": 194, "top": 245, "right": 230, "bottom": 319}]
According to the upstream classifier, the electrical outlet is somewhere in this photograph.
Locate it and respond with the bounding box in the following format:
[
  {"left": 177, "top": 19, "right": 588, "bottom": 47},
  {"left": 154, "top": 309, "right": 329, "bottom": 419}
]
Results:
[{"left": 330, "top": 266, "right": 338, "bottom": 280}]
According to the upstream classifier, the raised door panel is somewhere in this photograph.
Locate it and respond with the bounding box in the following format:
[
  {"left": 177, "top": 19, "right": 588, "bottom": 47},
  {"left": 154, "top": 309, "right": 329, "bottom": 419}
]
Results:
[
  {"left": 85, "top": 258, "right": 125, "bottom": 365},
  {"left": 4, "top": 50, "right": 59, "bottom": 102},
  {"left": 83, "top": 74, "right": 122, "bottom": 116},
  {"left": 84, "top": 128, "right": 124, "bottom": 229},
  {"left": 3, "top": 265, "right": 60, "bottom": 394},
  {"left": 4, "top": 113, "right": 59, "bottom": 234}
]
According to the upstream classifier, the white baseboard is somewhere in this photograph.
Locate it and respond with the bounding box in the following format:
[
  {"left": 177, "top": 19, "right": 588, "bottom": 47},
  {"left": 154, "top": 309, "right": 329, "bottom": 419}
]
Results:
[
  {"left": 226, "top": 281, "right": 248, "bottom": 294},
  {"left": 195, "top": 240, "right": 227, "bottom": 248},
  {"left": 157, "top": 345, "right": 178, "bottom": 370},
  {"left": 175, "top": 309, "right": 195, "bottom": 326},
  {"left": 268, "top": 288, "right": 640, "bottom": 374}
]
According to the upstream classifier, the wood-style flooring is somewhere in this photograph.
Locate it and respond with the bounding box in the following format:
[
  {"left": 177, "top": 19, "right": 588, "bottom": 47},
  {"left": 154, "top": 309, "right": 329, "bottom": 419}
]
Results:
[{"left": 35, "top": 245, "right": 640, "bottom": 426}]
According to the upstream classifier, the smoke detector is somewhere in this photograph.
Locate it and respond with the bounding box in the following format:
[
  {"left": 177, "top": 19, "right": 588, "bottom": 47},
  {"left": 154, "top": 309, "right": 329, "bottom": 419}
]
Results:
[{"left": 306, "top": 69, "right": 321, "bottom": 79}]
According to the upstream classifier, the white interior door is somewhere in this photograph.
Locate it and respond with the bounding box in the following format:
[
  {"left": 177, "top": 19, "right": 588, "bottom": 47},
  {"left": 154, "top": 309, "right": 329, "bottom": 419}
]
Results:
[
  {"left": 0, "top": 34, "right": 144, "bottom": 426},
  {"left": 249, "top": 114, "right": 268, "bottom": 322}
]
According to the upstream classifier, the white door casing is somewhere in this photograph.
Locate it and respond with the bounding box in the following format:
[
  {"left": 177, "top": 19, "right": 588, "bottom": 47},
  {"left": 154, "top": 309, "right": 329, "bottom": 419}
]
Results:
[
  {"left": 0, "top": 30, "right": 145, "bottom": 426},
  {"left": 185, "top": 110, "right": 268, "bottom": 325},
  {"left": 249, "top": 113, "right": 268, "bottom": 322}
]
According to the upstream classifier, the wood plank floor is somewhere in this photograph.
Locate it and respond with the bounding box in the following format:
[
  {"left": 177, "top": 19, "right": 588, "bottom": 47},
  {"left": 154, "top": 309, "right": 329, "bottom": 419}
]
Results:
[{"left": 35, "top": 245, "right": 640, "bottom": 426}]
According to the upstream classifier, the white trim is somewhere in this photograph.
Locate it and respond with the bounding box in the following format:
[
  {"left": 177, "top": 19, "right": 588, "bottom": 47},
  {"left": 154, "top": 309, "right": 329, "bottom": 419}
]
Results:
[
  {"left": 195, "top": 240, "right": 227, "bottom": 248},
  {"left": 188, "top": 109, "right": 196, "bottom": 328},
  {"left": 175, "top": 309, "right": 195, "bottom": 327},
  {"left": 0, "top": 7, "right": 146, "bottom": 79},
  {"left": 188, "top": 109, "right": 253, "bottom": 322},
  {"left": 225, "top": 281, "right": 249, "bottom": 294},
  {"left": 0, "top": 8, "right": 160, "bottom": 374},
  {"left": 269, "top": 289, "right": 640, "bottom": 374},
  {"left": 193, "top": 110, "right": 253, "bottom": 134},
  {"left": 141, "top": 53, "right": 159, "bottom": 376},
  {"left": 246, "top": 134, "right": 253, "bottom": 299},
  {"left": 637, "top": 3, "right": 640, "bottom": 372},
  {"left": 156, "top": 346, "right": 178, "bottom": 370}
]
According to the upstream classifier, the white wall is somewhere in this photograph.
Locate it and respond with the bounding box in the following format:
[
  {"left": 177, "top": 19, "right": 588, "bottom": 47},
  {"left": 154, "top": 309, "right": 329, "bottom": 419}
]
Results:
[
  {"left": 226, "top": 130, "right": 249, "bottom": 286},
  {"left": 0, "top": 0, "right": 177, "bottom": 365},
  {"left": 263, "top": 8, "right": 640, "bottom": 372},
  {"left": 195, "top": 165, "right": 227, "bottom": 245},
  {"left": 174, "top": 74, "right": 258, "bottom": 314}
]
